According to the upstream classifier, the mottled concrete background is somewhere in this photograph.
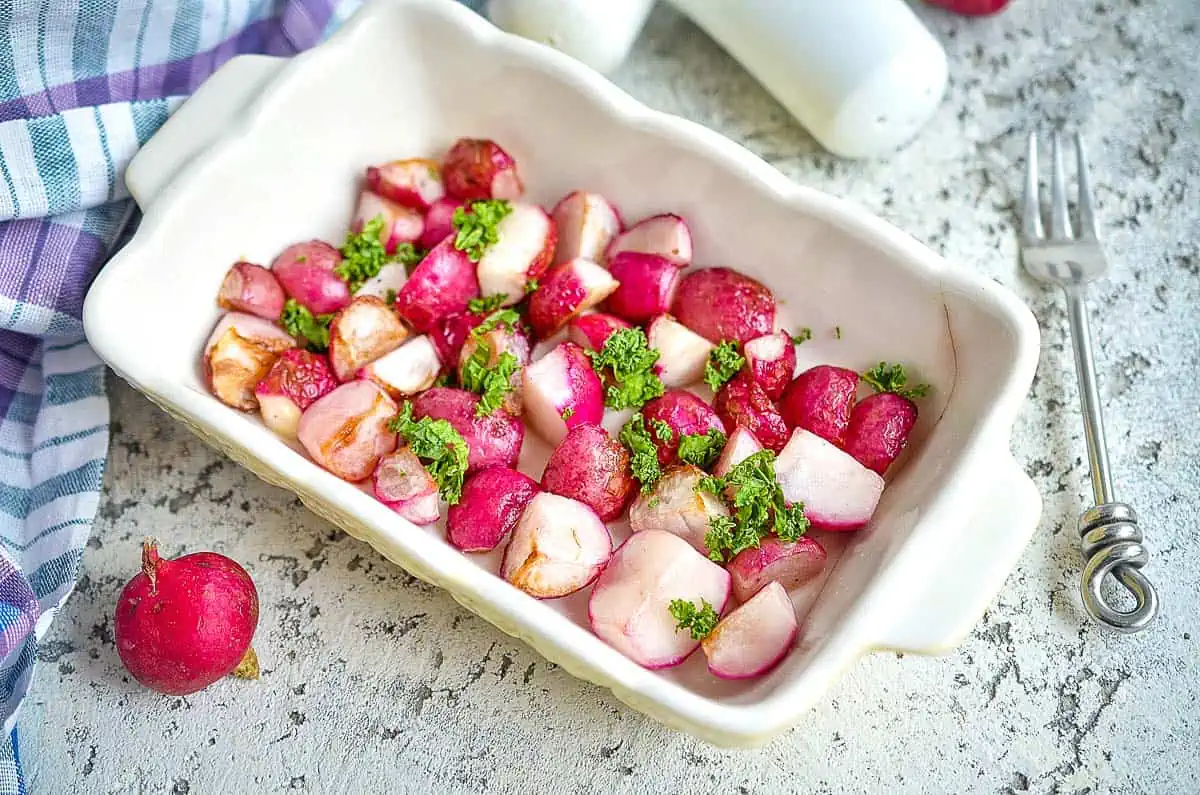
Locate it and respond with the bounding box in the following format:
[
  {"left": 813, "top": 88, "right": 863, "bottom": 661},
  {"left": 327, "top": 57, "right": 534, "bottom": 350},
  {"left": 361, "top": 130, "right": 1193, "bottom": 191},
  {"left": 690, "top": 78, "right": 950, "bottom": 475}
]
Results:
[{"left": 23, "top": 1, "right": 1200, "bottom": 792}]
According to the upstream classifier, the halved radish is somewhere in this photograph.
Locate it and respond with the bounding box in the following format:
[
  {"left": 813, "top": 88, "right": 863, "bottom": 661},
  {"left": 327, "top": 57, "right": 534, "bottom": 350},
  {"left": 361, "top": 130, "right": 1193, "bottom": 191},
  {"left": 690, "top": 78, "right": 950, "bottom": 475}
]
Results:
[
  {"left": 628, "top": 465, "right": 729, "bottom": 556},
  {"left": 217, "top": 261, "right": 285, "bottom": 321},
  {"left": 393, "top": 237, "right": 480, "bottom": 332},
  {"left": 713, "top": 373, "right": 790, "bottom": 452},
  {"left": 701, "top": 581, "right": 797, "bottom": 680},
  {"left": 373, "top": 447, "right": 441, "bottom": 526},
  {"left": 458, "top": 323, "right": 531, "bottom": 414},
  {"left": 255, "top": 349, "right": 338, "bottom": 438},
  {"left": 588, "top": 530, "right": 731, "bottom": 669},
  {"left": 352, "top": 190, "right": 424, "bottom": 252},
  {"left": 645, "top": 314, "right": 713, "bottom": 388},
  {"left": 743, "top": 331, "right": 796, "bottom": 400},
  {"left": 271, "top": 240, "right": 352, "bottom": 315},
  {"left": 713, "top": 426, "right": 763, "bottom": 477},
  {"left": 411, "top": 387, "right": 524, "bottom": 472},
  {"left": 420, "top": 197, "right": 464, "bottom": 249},
  {"left": 203, "top": 313, "right": 295, "bottom": 410},
  {"left": 541, "top": 424, "right": 635, "bottom": 521},
  {"left": 353, "top": 262, "right": 408, "bottom": 302},
  {"left": 842, "top": 392, "right": 918, "bottom": 475},
  {"left": 447, "top": 466, "right": 539, "bottom": 552},
  {"left": 778, "top": 365, "right": 860, "bottom": 446},
  {"left": 641, "top": 389, "right": 725, "bottom": 466},
  {"left": 430, "top": 310, "right": 487, "bottom": 365},
  {"left": 442, "top": 138, "right": 524, "bottom": 201},
  {"left": 726, "top": 535, "right": 827, "bottom": 604},
  {"left": 366, "top": 158, "right": 445, "bottom": 210},
  {"left": 551, "top": 191, "right": 622, "bottom": 265},
  {"left": 567, "top": 312, "right": 630, "bottom": 351},
  {"left": 604, "top": 252, "right": 681, "bottom": 324},
  {"left": 522, "top": 342, "right": 604, "bottom": 446},
  {"left": 605, "top": 213, "right": 692, "bottom": 267},
  {"left": 327, "top": 296, "right": 409, "bottom": 382},
  {"left": 527, "top": 258, "right": 619, "bottom": 338},
  {"left": 476, "top": 203, "right": 556, "bottom": 306},
  {"left": 775, "top": 428, "right": 885, "bottom": 531},
  {"left": 360, "top": 335, "right": 441, "bottom": 397},
  {"left": 501, "top": 493, "right": 612, "bottom": 598},
  {"left": 297, "top": 380, "right": 398, "bottom": 482},
  {"left": 672, "top": 267, "right": 774, "bottom": 344}
]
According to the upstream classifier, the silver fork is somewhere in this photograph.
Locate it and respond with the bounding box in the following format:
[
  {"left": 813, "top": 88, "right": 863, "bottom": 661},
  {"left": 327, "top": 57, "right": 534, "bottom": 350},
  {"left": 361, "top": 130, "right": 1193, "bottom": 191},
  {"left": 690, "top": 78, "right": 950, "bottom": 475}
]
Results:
[{"left": 1020, "top": 131, "right": 1159, "bottom": 633}]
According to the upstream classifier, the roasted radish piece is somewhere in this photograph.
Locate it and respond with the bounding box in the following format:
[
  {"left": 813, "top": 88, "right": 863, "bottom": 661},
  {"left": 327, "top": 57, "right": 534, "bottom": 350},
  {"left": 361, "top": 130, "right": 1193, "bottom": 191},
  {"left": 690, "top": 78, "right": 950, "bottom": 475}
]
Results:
[
  {"left": 522, "top": 342, "right": 604, "bottom": 446},
  {"left": 411, "top": 387, "right": 524, "bottom": 472},
  {"left": 327, "top": 296, "right": 409, "bottom": 382},
  {"left": 271, "top": 241, "right": 352, "bottom": 315},
  {"left": 442, "top": 138, "right": 524, "bottom": 201},
  {"left": 476, "top": 203, "right": 556, "bottom": 306},
  {"left": 588, "top": 530, "right": 731, "bottom": 669},
  {"left": 297, "top": 380, "right": 398, "bottom": 482},
  {"left": 672, "top": 267, "right": 775, "bottom": 344},
  {"left": 527, "top": 258, "right": 619, "bottom": 338},
  {"left": 541, "top": 425, "right": 635, "bottom": 521},
  {"left": 501, "top": 493, "right": 612, "bottom": 598},
  {"left": 431, "top": 311, "right": 486, "bottom": 365},
  {"left": 353, "top": 263, "right": 408, "bottom": 302},
  {"left": 628, "top": 465, "right": 730, "bottom": 555},
  {"left": 373, "top": 447, "right": 440, "bottom": 526},
  {"left": 420, "top": 197, "right": 464, "bottom": 249},
  {"left": 551, "top": 191, "right": 622, "bottom": 265},
  {"left": 352, "top": 190, "right": 424, "bottom": 252},
  {"left": 604, "top": 252, "right": 681, "bottom": 324},
  {"left": 701, "top": 581, "right": 797, "bottom": 679},
  {"left": 605, "top": 213, "right": 692, "bottom": 267},
  {"left": 361, "top": 336, "right": 441, "bottom": 397},
  {"left": 641, "top": 390, "right": 725, "bottom": 466},
  {"left": 727, "top": 535, "right": 827, "bottom": 604},
  {"left": 567, "top": 312, "right": 630, "bottom": 351},
  {"left": 366, "top": 158, "right": 445, "bottom": 211},
  {"left": 393, "top": 237, "right": 480, "bottom": 332},
  {"left": 458, "top": 323, "right": 532, "bottom": 414},
  {"left": 776, "top": 428, "right": 885, "bottom": 531},
  {"left": 843, "top": 392, "right": 918, "bottom": 475},
  {"left": 713, "top": 427, "right": 763, "bottom": 478},
  {"left": 778, "top": 365, "right": 860, "bottom": 446},
  {"left": 646, "top": 314, "right": 713, "bottom": 388},
  {"left": 254, "top": 349, "right": 337, "bottom": 438},
  {"left": 447, "top": 466, "right": 539, "bottom": 552},
  {"left": 203, "top": 313, "right": 295, "bottom": 410},
  {"left": 743, "top": 331, "right": 796, "bottom": 400},
  {"left": 713, "top": 374, "right": 790, "bottom": 453},
  {"left": 217, "top": 261, "right": 285, "bottom": 321}
]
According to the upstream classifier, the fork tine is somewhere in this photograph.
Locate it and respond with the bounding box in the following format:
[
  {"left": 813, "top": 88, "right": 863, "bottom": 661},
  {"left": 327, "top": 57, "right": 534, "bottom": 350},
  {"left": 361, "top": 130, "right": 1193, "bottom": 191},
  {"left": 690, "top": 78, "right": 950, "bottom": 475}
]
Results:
[
  {"left": 1050, "top": 131, "right": 1073, "bottom": 239},
  {"left": 1074, "top": 133, "right": 1098, "bottom": 239},
  {"left": 1022, "top": 131, "right": 1044, "bottom": 241}
]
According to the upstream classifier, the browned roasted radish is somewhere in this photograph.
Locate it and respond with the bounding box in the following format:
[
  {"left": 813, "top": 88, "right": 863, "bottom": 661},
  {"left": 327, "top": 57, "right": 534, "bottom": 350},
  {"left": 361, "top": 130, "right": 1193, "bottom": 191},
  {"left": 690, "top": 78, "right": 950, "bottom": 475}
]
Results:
[
  {"left": 701, "top": 581, "right": 797, "bottom": 679},
  {"left": 254, "top": 349, "right": 337, "bottom": 438},
  {"left": 442, "top": 138, "right": 524, "bottom": 201},
  {"left": 297, "top": 380, "right": 398, "bottom": 482},
  {"left": 727, "top": 536, "right": 827, "bottom": 604},
  {"left": 646, "top": 314, "right": 713, "bottom": 388},
  {"left": 361, "top": 336, "right": 441, "bottom": 397},
  {"left": 628, "top": 465, "right": 730, "bottom": 556},
  {"left": 352, "top": 190, "right": 424, "bottom": 252},
  {"left": 551, "top": 191, "right": 622, "bottom": 265},
  {"left": 605, "top": 213, "right": 692, "bottom": 267},
  {"left": 327, "top": 296, "right": 409, "bottom": 382},
  {"left": 743, "top": 331, "right": 796, "bottom": 400},
  {"left": 476, "top": 203, "right": 556, "bottom": 306},
  {"left": 217, "top": 261, "right": 285, "bottom": 321},
  {"left": 366, "top": 158, "right": 445, "bottom": 210},
  {"left": 393, "top": 237, "right": 480, "bottom": 332},
  {"left": 203, "top": 313, "right": 295, "bottom": 410},
  {"left": 373, "top": 447, "right": 441, "bottom": 526},
  {"left": 672, "top": 267, "right": 775, "bottom": 344},
  {"left": 501, "top": 493, "right": 612, "bottom": 598},
  {"left": 527, "top": 258, "right": 619, "bottom": 338}
]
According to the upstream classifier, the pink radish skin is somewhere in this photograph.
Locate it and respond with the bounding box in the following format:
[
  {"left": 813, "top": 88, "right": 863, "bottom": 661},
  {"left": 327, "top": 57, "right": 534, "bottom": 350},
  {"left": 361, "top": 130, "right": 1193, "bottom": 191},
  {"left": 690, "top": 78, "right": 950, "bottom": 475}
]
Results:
[
  {"left": 203, "top": 313, "right": 295, "bottom": 410},
  {"left": 541, "top": 424, "right": 635, "bottom": 521},
  {"left": 447, "top": 466, "right": 539, "bottom": 552},
  {"left": 527, "top": 258, "right": 620, "bottom": 338},
  {"left": 603, "top": 252, "right": 681, "bottom": 324},
  {"left": 713, "top": 427, "right": 763, "bottom": 478},
  {"left": 115, "top": 540, "right": 258, "bottom": 695},
  {"left": 672, "top": 267, "right": 775, "bottom": 344},
  {"left": 727, "top": 535, "right": 827, "bottom": 604},
  {"left": 271, "top": 241, "right": 352, "bottom": 315},
  {"left": 501, "top": 493, "right": 612, "bottom": 598},
  {"left": 458, "top": 324, "right": 532, "bottom": 414},
  {"left": 373, "top": 447, "right": 441, "bottom": 526},
  {"left": 421, "top": 197, "right": 465, "bottom": 249},
  {"left": 628, "top": 465, "right": 730, "bottom": 556},
  {"left": 842, "top": 392, "right": 918, "bottom": 475},
  {"left": 411, "top": 387, "right": 524, "bottom": 472},
  {"left": 713, "top": 374, "right": 790, "bottom": 453},
  {"left": 522, "top": 342, "right": 604, "bottom": 446},
  {"left": 442, "top": 138, "right": 524, "bottom": 201},
  {"left": 567, "top": 313, "right": 630, "bottom": 351},
  {"left": 775, "top": 428, "right": 885, "bottom": 531},
  {"left": 327, "top": 296, "right": 409, "bottom": 382},
  {"left": 551, "top": 191, "right": 622, "bottom": 265},
  {"left": 646, "top": 314, "right": 713, "bottom": 388},
  {"left": 254, "top": 349, "right": 337, "bottom": 438},
  {"left": 701, "top": 581, "right": 797, "bottom": 680},
  {"left": 393, "top": 237, "right": 480, "bottom": 332},
  {"left": 366, "top": 158, "right": 445, "bottom": 210},
  {"left": 431, "top": 311, "right": 487, "bottom": 365},
  {"left": 476, "top": 203, "right": 556, "bottom": 306},
  {"left": 743, "top": 331, "right": 797, "bottom": 400},
  {"left": 361, "top": 335, "right": 441, "bottom": 398},
  {"left": 298, "top": 380, "right": 398, "bottom": 482},
  {"left": 588, "top": 530, "right": 731, "bottom": 669},
  {"left": 642, "top": 390, "right": 726, "bottom": 467},
  {"left": 778, "top": 365, "right": 860, "bottom": 446},
  {"left": 217, "top": 261, "right": 285, "bottom": 321},
  {"left": 605, "top": 213, "right": 692, "bottom": 267},
  {"left": 352, "top": 190, "right": 424, "bottom": 252}
]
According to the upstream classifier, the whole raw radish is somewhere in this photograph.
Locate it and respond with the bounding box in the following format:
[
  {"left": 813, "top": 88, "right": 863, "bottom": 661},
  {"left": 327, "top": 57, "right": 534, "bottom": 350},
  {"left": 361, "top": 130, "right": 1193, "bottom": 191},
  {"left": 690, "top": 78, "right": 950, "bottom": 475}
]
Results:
[
  {"left": 527, "top": 258, "right": 620, "bottom": 338},
  {"left": 671, "top": 267, "right": 775, "bottom": 344},
  {"left": 217, "top": 261, "right": 285, "bottom": 321},
  {"left": 373, "top": 447, "right": 441, "bottom": 526},
  {"left": 778, "top": 365, "right": 860, "bottom": 445},
  {"left": 842, "top": 391, "right": 918, "bottom": 475},
  {"left": 421, "top": 197, "right": 465, "bottom": 249},
  {"left": 605, "top": 213, "right": 692, "bottom": 267},
  {"left": 366, "top": 158, "right": 445, "bottom": 210},
  {"left": 411, "top": 387, "right": 524, "bottom": 472},
  {"left": 442, "top": 138, "right": 524, "bottom": 201},
  {"left": 362, "top": 336, "right": 442, "bottom": 398},
  {"left": 255, "top": 349, "right": 338, "bottom": 438},
  {"left": 603, "top": 252, "right": 681, "bottom": 324},
  {"left": 352, "top": 190, "right": 424, "bottom": 253},
  {"left": 297, "top": 380, "right": 398, "bottom": 482},
  {"left": 743, "top": 331, "right": 797, "bottom": 399},
  {"left": 447, "top": 466, "right": 539, "bottom": 552},
  {"left": 701, "top": 581, "right": 797, "bottom": 680},
  {"left": 271, "top": 240, "right": 352, "bottom": 315},
  {"left": 588, "top": 530, "right": 731, "bottom": 669},
  {"left": 567, "top": 312, "right": 630, "bottom": 351},
  {"left": 713, "top": 427, "right": 763, "bottom": 477},
  {"left": 522, "top": 342, "right": 604, "bottom": 446},
  {"left": 502, "top": 493, "right": 612, "bottom": 598},
  {"left": 641, "top": 389, "right": 725, "bottom": 466},
  {"left": 551, "top": 191, "right": 622, "bottom": 265},
  {"left": 645, "top": 314, "right": 713, "bottom": 388},
  {"left": 775, "top": 428, "right": 885, "bottom": 531},
  {"left": 475, "top": 203, "right": 556, "bottom": 306},
  {"left": 458, "top": 323, "right": 532, "bottom": 414},
  {"left": 393, "top": 237, "right": 480, "bottom": 332},
  {"left": 115, "top": 539, "right": 259, "bottom": 695},
  {"left": 203, "top": 312, "right": 295, "bottom": 410},
  {"left": 628, "top": 465, "right": 730, "bottom": 555},
  {"left": 713, "top": 373, "right": 790, "bottom": 452},
  {"left": 431, "top": 310, "right": 487, "bottom": 365},
  {"left": 327, "top": 296, "right": 409, "bottom": 382},
  {"left": 541, "top": 424, "right": 636, "bottom": 521},
  {"left": 727, "top": 535, "right": 827, "bottom": 604}
]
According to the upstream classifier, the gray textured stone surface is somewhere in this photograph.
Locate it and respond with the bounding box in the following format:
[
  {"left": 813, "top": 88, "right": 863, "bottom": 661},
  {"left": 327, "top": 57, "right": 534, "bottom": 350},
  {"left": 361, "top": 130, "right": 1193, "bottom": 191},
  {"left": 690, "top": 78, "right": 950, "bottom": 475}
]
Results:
[{"left": 22, "top": 1, "right": 1200, "bottom": 792}]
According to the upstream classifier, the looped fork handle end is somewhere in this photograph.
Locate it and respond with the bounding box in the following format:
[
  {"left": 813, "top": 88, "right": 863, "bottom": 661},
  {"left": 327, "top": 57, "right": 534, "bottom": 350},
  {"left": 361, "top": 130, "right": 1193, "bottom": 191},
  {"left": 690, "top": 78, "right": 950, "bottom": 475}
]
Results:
[{"left": 1079, "top": 503, "right": 1159, "bottom": 633}]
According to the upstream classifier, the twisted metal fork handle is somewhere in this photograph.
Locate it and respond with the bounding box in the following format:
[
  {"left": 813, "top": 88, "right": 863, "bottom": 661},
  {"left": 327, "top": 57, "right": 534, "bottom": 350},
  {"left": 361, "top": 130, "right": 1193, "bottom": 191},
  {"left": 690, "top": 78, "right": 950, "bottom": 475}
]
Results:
[{"left": 1078, "top": 502, "right": 1159, "bottom": 632}]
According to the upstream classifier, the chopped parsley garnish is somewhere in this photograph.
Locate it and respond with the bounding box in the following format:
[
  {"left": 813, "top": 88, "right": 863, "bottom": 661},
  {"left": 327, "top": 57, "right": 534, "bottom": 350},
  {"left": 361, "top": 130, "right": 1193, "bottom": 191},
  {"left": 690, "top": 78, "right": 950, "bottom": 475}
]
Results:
[
  {"left": 861, "top": 361, "right": 930, "bottom": 400},
  {"left": 459, "top": 338, "right": 520, "bottom": 417},
  {"left": 453, "top": 199, "right": 512, "bottom": 262},
  {"left": 280, "top": 299, "right": 333, "bottom": 352},
  {"left": 650, "top": 418, "right": 674, "bottom": 443},
  {"left": 386, "top": 403, "right": 470, "bottom": 504},
  {"left": 468, "top": 293, "right": 508, "bottom": 314},
  {"left": 587, "top": 328, "right": 665, "bottom": 410},
  {"left": 834, "top": 325, "right": 843, "bottom": 340},
  {"left": 560, "top": 407, "right": 574, "bottom": 421},
  {"left": 704, "top": 339, "right": 745, "bottom": 391},
  {"left": 394, "top": 242, "right": 425, "bottom": 275},
  {"left": 667, "top": 598, "right": 720, "bottom": 640},
  {"left": 792, "top": 327, "right": 813, "bottom": 344},
  {"left": 336, "top": 216, "right": 392, "bottom": 292},
  {"left": 384, "top": 288, "right": 397, "bottom": 307},
  {"left": 698, "top": 450, "right": 809, "bottom": 562},
  {"left": 433, "top": 371, "right": 454, "bottom": 388},
  {"left": 677, "top": 430, "right": 727, "bottom": 469},
  {"left": 473, "top": 307, "right": 521, "bottom": 337},
  {"left": 524, "top": 278, "right": 540, "bottom": 294},
  {"left": 618, "top": 413, "right": 664, "bottom": 493}
]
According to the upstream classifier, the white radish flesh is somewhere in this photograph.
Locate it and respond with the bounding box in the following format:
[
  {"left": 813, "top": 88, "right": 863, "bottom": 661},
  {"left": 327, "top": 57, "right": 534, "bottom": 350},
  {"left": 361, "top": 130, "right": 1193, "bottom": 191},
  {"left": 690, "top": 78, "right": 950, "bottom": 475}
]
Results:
[
  {"left": 551, "top": 191, "right": 622, "bottom": 265},
  {"left": 297, "top": 380, "right": 398, "bottom": 482},
  {"left": 353, "top": 262, "right": 408, "bottom": 302},
  {"left": 352, "top": 190, "right": 424, "bottom": 252},
  {"left": 366, "top": 158, "right": 445, "bottom": 210},
  {"left": 628, "top": 465, "right": 729, "bottom": 556},
  {"left": 217, "top": 261, "right": 285, "bottom": 321},
  {"left": 605, "top": 213, "right": 692, "bottom": 266},
  {"left": 567, "top": 312, "right": 630, "bottom": 351},
  {"left": 727, "top": 535, "right": 827, "bottom": 604},
  {"left": 327, "top": 296, "right": 409, "bottom": 382},
  {"left": 361, "top": 335, "right": 441, "bottom": 397},
  {"left": 701, "top": 581, "right": 797, "bottom": 680},
  {"left": 775, "top": 428, "right": 885, "bottom": 531},
  {"left": 743, "top": 331, "right": 797, "bottom": 400},
  {"left": 521, "top": 342, "right": 604, "bottom": 446},
  {"left": 476, "top": 203, "right": 556, "bottom": 306},
  {"left": 646, "top": 314, "right": 713, "bottom": 388},
  {"left": 527, "top": 258, "right": 620, "bottom": 338},
  {"left": 203, "top": 313, "right": 295, "bottom": 410},
  {"left": 373, "top": 447, "right": 441, "bottom": 525},
  {"left": 502, "top": 493, "right": 612, "bottom": 598},
  {"left": 713, "top": 427, "right": 763, "bottom": 477}
]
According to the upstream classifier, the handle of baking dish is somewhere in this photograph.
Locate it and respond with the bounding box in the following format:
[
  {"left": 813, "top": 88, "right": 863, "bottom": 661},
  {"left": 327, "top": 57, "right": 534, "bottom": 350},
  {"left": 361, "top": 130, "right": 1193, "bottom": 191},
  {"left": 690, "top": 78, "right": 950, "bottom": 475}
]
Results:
[
  {"left": 874, "top": 451, "right": 1043, "bottom": 654},
  {"left": 124, "top": 54, "right": 287, "bottom": 208}
]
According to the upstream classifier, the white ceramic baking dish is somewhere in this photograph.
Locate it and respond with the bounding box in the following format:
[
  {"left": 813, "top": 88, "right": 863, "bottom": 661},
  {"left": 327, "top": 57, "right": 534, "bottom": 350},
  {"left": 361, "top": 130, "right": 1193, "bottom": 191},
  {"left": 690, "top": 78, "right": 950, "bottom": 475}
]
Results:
[{"left": 82, "top": 0, "right": 1042, "bottom": 747}]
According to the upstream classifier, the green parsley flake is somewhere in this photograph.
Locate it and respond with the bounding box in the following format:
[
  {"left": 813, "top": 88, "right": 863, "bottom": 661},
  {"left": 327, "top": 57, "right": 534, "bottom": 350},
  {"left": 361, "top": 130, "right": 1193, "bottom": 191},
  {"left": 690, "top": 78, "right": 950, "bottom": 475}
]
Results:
[
  {"left": 459, "top": 338, "right": 520, "bottom": 417},
  {"left": 384, "top": 288, "right": 397, "bottom": 307},
  {"left": 834, "top": 325, "right": 843, "bottom": 339},
  {"left": 677, "top": 430, "right": 727, "bottom": 469},
  {"left": 650, "top": 418, "right": 674, "bottom": 443},
  {"left": 861, "top": 361, "right": 930, "bottom": 400},
  {"left": 704, "top": 340, "right": 745, "bottom": 391},
  {"left": 279, "top": 299, "right": 333, "bottom": 352},
  {"left": 618, "top": 413, "right": 664, "bottom": 493},
  {"left": 699, "top": 450, "right": 809, "bottom": 562},
  {"left": 792, "top": 327, "right": 813, "bottom": 344},
  {"left": 473, "top": 308, "right": 521, "bottom": 337},
  {"left": 394, "top": 242, "right": 426, "bottom": 275},
  {"left": 587, "top": 328, "right": 665, "bottom": 410},
  {"left": 667, "top": 598, "right": 720, "bottom": 640},
  {"left": 560, "top": 407, "right": 574, "bottom": 421},
  {"left": 468, "top": 293, "right": 508, "bottom": 314},
  {"left": 524, "top": 279, "right": 540, "bottom": 294},
  {"left": 386, "top": 403, "right": 470, "bottom": 504},
  {"left": 336, "top": 216, "right": 392, "bottom": 292},
  {"left": 453, "top": 200, "right": 512, "bottom": 262}
]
